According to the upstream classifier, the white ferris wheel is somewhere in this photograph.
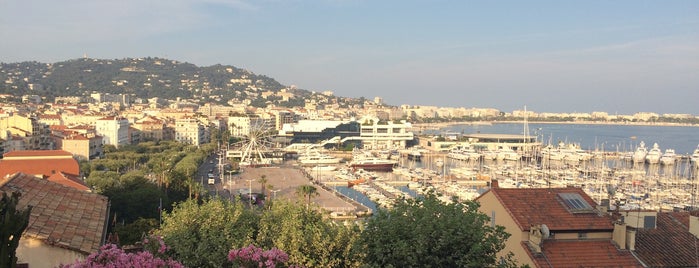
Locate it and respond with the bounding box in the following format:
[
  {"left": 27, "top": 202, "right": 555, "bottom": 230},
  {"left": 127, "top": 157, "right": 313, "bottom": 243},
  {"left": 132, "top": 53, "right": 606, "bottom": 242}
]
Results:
[{"left": 229, "top": 117, "right": 276, "bottom": 167}]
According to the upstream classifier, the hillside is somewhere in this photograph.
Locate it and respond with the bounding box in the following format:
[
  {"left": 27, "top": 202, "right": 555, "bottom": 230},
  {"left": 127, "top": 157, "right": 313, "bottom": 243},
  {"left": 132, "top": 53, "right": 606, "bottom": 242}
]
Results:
[{"left": 0, "top": 57, "right": 301, "bottom": 103}]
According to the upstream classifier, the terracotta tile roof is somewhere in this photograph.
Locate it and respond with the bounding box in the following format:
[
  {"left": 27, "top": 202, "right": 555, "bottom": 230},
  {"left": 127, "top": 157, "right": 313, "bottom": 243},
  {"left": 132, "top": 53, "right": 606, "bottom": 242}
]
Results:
[
  {"left": 65, "top": 134, "right": 89, "bottom": 140},
  {"left": 47, "top": 172, "right": 90, "bottom": 192},
  {"left": 0, "top": 150, "right": 82, "bottom": 190},
  {"left": 39, "top": 114, "right": 62, "bottom": 120},
  {"left": 0, "top": 173, "right": 108, "bottom": 255},
  {"left": 50, "top": 125, "right": 67, "bottom": 131},
  {"left": 3, "top": 150, "right": 74, "bottom": 158},
  {"left": 634, "top": 212, "right": 699, "bottom": 267},
  {"left": 526, "top": 240, "right": 643, "bottom": 268},
  {"left": 477, "top": 187, "right": 613, "bottom": 231}
]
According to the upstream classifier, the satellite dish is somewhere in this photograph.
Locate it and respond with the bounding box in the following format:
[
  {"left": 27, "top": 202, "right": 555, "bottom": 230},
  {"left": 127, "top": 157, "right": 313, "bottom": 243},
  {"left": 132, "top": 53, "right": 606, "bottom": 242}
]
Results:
[{"left": 541, "top": 224, "right": 550, "bottom": 239}]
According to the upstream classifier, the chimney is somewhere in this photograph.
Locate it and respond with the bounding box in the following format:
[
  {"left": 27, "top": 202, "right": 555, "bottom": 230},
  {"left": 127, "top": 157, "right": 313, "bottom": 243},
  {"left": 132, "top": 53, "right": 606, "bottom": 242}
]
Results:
[
  {"left": 612, "top": 222, "right": 627, "bottom": 250},
  {"left": 528, "top": 225, "right": 543, "bottom": 254},
  {"left": 490, "top": 179, "right": 499, "bottom": 188},
  {"left": 690, "top": 215, "right": 699, "bottom": 238}
]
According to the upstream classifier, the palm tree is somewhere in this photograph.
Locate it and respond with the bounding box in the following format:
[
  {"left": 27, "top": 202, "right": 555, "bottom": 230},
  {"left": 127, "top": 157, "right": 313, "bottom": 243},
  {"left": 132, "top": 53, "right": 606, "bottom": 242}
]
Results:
[
  {"left": 258, "top": 175, "right": 268, "bottom": 200},
  {"left": 295, "top": 185, "right": 319, "bottom": 209}
]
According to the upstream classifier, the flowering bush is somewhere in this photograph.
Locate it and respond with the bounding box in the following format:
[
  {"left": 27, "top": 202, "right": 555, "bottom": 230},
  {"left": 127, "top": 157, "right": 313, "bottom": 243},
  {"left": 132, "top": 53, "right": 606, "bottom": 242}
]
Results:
[
  {"left": 60, "top": 244, "right": 183, "bottom": 268},
  {"left": 228, "top": 244, "right": 301, "bottom": 268},
  {"left": 142, "top": 234, "right": 171, "bottom": 257}
]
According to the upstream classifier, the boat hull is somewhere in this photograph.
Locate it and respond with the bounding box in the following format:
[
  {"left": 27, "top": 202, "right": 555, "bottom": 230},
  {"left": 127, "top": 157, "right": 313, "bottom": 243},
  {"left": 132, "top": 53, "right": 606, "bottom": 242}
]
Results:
[{"left": 350, "top": 163, "right": 395, "bottom": 172}]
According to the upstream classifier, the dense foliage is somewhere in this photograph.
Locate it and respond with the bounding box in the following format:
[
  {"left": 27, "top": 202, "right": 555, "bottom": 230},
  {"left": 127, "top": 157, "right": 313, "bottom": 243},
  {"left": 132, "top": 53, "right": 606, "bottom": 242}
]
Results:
[
  {"left": 158, "top": 197, "right": 259, "bottom": 267},
  {"left": 60, "top": 243, "right": 184, "bottom": 268},
  {"left": 0, "top": 192, "right": 32, "bottom": 268},
  {"left": 356, "top": 192, "right": 516, "bottom": 268},
  {"left": 82, "top": 141, "right": 213, "bottom": 245}
]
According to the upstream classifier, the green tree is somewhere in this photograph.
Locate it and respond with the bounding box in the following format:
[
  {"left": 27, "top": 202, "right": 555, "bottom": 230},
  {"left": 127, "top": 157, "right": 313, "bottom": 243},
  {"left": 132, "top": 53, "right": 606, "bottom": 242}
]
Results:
[
  {"left": 86, "top": 170, "right": 121, "bottom": 193},
  {"left": 355, "top": 192, "right": 516, "bottom": 268},
  {"left": 114, "top": 217, "right": 159, "bottom": 246},
  {"left": 157, "top": 197, "right": 259, "bottom": 268},
  {"left": 0, "top": 192, "right": 32, "bottom": 268},
  {"left": 295, "top": 185, "right": 319, "bottom": 209},
  {"left": 255, "top": 201, "right": 361, "bottom": 268},
  {"left": 258, "top": 175, "right": 268, "bottom": 201},
  {"left": 103, "top": 176, "right": 167, "bottom": 224}
]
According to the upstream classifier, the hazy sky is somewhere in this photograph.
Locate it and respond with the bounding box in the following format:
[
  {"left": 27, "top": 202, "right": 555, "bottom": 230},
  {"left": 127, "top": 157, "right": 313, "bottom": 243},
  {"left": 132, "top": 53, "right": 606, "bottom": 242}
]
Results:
[{"left": 1, "top": 1, "right": 698, "bottom": 114}]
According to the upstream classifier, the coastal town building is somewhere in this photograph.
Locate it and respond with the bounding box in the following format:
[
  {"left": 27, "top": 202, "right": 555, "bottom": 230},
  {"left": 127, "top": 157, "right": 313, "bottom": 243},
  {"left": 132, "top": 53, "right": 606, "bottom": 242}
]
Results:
[
  {"left": 0, "top": 149, "right": 88, "bottom": 191},
  {"left": 174, "top": 116, "right": 206, "bottom": 145},
  {"left": 60, "top": 133, "right": 104, "bottom": 160},
  {"left": 279, "top": 116, "right": 414, "bottom": 149},
  {"left": 95, "top": 116, "right": 130, "bottom": 148},
  {"left": 132, "top": 115, "right": 167, "bottom": 141},
  {"left": 2, "top": 173, "right": 108, "bottom": 267},
  {"left": 0, "top": 113, "right": 53, "bottom": 151},
  {"left": 475, "top": 185, "right": 643, "bottom": 267}
]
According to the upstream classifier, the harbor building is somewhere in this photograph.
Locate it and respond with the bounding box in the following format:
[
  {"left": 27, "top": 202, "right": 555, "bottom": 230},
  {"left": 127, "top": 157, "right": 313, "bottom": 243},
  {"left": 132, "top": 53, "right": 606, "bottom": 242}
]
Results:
[
  {"left": 278, "top": 116, "right": 415, "bottom": 150},
  {"left": 420, "top": 133, "right": 541, "bottom": 154}
]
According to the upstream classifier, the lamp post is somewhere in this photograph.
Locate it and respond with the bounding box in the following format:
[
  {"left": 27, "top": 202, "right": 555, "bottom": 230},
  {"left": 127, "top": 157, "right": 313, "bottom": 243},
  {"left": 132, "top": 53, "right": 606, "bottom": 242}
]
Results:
[
  {"left": 247, "top": 179, "right": 254, "bottom": 205},
  {"left": 271, "top": 189, "right": 281, "bottom": 200}
]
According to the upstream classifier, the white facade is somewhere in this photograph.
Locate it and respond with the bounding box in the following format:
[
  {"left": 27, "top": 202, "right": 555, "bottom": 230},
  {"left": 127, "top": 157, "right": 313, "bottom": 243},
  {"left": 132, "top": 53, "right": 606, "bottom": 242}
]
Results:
[
  {"left": 95, "top": 116, "right": 130, "bottom": 147},
  {"left": 359, "top": 117, "right": 414, "bottom": 149},
  {"left": 175, "top": 117, "right": 205, "bottom": 145}
]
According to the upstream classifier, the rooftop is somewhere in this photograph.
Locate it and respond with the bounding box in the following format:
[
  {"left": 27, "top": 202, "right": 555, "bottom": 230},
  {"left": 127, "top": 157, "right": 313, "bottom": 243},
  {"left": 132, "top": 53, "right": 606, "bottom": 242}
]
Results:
[
  {"left": 526, "top": 240, "right": 642, "bottom": 268},
  {"left": 0, "top": 173, "right": 108, "bottom": 254},
  {"left": 477, "top": 187, "right": 613, "bottom": 231},
  {"left": 634, "top": 212, "right": 699, "bottom": 267}
]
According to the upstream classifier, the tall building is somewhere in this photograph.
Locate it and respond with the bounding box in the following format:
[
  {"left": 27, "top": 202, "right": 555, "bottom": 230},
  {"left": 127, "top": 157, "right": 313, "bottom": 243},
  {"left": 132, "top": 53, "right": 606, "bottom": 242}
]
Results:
[
  {"left": 0, "top": 114, "right": 53, "bottom": 151},
  {"left": 61, "top": 133, "right": 104, "bottom": 160},
  {"left": 175, "top": 116, "right": 206, "bottom": 145},
  {"left": 95, "top": 116, "right": 130, "bottom": 148}
]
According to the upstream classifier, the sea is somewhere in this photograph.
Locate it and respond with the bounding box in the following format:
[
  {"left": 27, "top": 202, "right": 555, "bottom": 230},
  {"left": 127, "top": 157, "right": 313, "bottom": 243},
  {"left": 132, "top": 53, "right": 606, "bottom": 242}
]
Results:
[{"left": 428, "top": 123, "right": 699, "bottom": 155}]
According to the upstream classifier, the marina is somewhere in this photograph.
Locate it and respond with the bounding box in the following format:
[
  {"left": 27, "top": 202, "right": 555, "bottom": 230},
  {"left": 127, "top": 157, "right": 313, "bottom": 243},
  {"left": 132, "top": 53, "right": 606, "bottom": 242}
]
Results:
[{"left": 296, "top": 122, "right": 699, "bottom": 214}]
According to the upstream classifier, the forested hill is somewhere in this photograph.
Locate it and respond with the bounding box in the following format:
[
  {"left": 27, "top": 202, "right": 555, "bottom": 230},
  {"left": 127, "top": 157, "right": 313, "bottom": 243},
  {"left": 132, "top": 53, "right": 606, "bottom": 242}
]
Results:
[{"left": 0, "top": 57, "right": 296, "bottom": 102}]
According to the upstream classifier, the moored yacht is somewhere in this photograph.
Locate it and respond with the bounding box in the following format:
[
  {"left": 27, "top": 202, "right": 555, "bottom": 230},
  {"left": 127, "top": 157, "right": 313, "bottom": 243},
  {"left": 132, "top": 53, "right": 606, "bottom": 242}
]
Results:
[
  {"left": 660, "top": 149, "right": 677, "bottom": 165},
  {"left": 632, "top": 141, "right": 648, "bottom": 163},
  {"left": 645, "top": 143, "right": 661, "bottom": 164},
  {"left": 349, "top": 149, "right": 397, "bottom": 171},
  {"left": 691, "top": 145, "right": 699, "bottom": 166},
  {"left": 298, "top": 152, "right": 342, "bottom": 166}
]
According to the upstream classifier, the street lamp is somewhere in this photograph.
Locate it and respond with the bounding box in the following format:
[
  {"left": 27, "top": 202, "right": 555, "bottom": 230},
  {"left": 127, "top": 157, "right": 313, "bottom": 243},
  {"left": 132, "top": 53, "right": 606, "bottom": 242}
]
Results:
[
  {"left": 271, "top": 189, "right": 281, "bottom": 200},
  {"left": 247, "top": 179, "right": 254, "bottom": 205}
]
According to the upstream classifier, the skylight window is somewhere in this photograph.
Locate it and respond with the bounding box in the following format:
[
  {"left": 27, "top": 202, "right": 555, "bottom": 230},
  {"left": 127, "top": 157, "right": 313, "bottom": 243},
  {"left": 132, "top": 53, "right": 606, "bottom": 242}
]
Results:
[{"left": 558, "top": 193, "right": 594, "bottom": 212}]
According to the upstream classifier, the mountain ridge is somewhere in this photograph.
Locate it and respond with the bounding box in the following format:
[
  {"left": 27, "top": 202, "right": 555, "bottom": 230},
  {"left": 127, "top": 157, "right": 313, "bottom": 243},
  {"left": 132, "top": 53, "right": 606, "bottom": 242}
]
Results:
[{"left": 0, "top": 57, "right": 305, "bottom": 104}]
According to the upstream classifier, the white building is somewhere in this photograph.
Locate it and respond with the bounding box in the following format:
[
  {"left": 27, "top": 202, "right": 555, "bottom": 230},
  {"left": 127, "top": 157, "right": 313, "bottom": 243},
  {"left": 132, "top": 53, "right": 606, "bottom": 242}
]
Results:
[
  {"left": 95, "top": 116, "right": 130, "bottom": 147},
  {"left": 358, "top": 116, "right": 414, "bottom": 150},
  {"left": 228, "top": 116, "right": 268, "bottom": 137},
  {"left": 175, "top": 117, "right": 206, "bottom": 145}
]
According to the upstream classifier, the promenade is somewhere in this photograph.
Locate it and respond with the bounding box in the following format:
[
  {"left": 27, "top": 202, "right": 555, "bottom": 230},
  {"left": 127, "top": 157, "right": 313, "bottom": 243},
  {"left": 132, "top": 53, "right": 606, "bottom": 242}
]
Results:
[{"left": 229, "top": 164, "right": 370, "bottom": 216}]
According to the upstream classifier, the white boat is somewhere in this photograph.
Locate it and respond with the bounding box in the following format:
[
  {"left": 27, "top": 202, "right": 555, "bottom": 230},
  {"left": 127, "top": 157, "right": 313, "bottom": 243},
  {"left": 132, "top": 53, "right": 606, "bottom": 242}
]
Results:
[
  {"left": 481, "top": 149, "right": 498, "bottom": 161},
  {"left": 298, "top": 153, "right": 342, "bottom": 165},
  {"left": 691, "top": 145, "right": 699, "bottom": 166},
  {"left": 660, "top": 149, "right": 677, "bottom": 165},
  {"left": 645, "top": 143, "right": 661, "bottom": 164},
  {"left": 407, "top": 148, "right": 422, "bottom": 162},
  {"left": 310, "top": 165, "right": 338, "bottom": 172},
  {"left": 349, "top": 149, "right": 397, "bottom": 171},
  {"left": 497, "top": 146, "right": 520, "bottom": 161},
  {"left": 632, "top": 141, "right": 648, "bottom": 163},
  {"left": 447, "top": 146, "right": 481, "bottom": 161}
]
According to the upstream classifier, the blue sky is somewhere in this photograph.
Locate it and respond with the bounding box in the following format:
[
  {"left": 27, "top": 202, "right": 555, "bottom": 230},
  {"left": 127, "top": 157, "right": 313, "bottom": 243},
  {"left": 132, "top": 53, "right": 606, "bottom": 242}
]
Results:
[{"left": 1, "top": 1, "right": 698, "bottom": 114}]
